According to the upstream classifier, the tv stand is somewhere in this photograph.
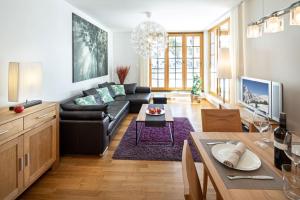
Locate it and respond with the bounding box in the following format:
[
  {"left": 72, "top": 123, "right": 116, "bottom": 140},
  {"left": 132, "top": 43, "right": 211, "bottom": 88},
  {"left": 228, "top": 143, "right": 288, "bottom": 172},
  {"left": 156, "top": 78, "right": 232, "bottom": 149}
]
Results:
[{"left": 220, "top": 103, "right": 279, "bottom": 132}]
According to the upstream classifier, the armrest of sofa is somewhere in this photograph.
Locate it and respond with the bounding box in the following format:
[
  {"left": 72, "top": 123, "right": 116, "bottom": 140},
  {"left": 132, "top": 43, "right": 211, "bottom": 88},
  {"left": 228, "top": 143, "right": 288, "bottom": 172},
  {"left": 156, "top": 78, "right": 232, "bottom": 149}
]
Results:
[
  {"left": 61, "top": 104, "right": 108, "bottom": 112},
  {"left": 135, "top": 86, "right": 151, "bottom": 93},
  {"left": 60, "top": 116, "right": 110, "bottom": 155},
  {"left": 60, "top": 110, "right": 107, "bottom": 120}
]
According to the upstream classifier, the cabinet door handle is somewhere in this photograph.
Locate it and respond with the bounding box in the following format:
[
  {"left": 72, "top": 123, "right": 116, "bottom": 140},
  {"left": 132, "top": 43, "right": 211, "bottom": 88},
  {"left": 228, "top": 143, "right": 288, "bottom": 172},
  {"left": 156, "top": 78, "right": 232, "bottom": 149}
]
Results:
[
  {"left": 36, "top": 113, "right": 49, "bottom": 119},
  {"left": 0, "top": 130, "right": 9, "bottom": 135},
  {"left": 19, "top": 157, "right": 23, "bottom": 172},
  {"left": 24, "top": 153, "right": 30, "bottom": 167}
]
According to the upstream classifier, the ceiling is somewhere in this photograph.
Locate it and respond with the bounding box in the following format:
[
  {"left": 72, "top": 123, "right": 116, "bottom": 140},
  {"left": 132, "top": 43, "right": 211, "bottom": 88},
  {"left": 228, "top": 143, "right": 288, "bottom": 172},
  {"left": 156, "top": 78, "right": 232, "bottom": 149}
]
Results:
[{"left": 66, "top": 0, "right": 243, "bottom": 32}]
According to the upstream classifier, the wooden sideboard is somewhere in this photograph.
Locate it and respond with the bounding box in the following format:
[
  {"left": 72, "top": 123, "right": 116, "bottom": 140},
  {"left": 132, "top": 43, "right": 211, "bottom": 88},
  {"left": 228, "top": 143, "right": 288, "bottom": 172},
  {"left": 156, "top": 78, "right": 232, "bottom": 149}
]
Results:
[{"left": 0, "top": 102, "right": 59, "bottom": 200}]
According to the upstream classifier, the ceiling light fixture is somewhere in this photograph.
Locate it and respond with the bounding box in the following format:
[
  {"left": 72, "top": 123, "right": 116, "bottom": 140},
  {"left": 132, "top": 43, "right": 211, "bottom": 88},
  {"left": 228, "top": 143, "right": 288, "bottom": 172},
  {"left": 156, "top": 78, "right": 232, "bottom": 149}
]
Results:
[
  {"left": 247, "top": 23, "right": 263, "bottom": 38},
  {"left": 264, "top": 13, "right": 284, "bottom": 33},
  {"left": 131, "top": 12, "right": 168, "bottom": 58},
  {"left": 247, "top": 0, "right": 265, "bottom": 38},
  {"left": 247, "top": 0, "right": 300, "bottom": 38},
  {"left": 290, "top": 1, "right": 300, "bottom": 25}
]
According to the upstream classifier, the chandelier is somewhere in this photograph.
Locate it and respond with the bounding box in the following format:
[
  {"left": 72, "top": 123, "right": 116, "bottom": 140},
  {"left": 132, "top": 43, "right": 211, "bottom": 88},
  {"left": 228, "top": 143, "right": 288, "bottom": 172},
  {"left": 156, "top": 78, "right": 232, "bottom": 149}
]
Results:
[{"left": 131, "top": 12, "right": 168, "bottom": 58}]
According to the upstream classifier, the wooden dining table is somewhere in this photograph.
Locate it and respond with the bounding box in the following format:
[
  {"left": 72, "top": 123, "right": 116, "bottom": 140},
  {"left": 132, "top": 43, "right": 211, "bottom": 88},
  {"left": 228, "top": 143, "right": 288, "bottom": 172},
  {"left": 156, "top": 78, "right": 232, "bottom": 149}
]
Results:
[{"left": 190, "top": 132, "right": 287, "bottom": 200}]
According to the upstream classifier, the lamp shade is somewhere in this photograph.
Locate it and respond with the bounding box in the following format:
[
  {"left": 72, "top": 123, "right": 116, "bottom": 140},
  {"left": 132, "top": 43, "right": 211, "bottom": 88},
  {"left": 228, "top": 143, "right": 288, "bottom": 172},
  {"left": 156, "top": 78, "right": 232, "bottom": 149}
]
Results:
[
  {"left": 217, "top": 48, "right": 232, "bottom": 79},
  {"left": 247, "top": 24, "right": 263, "bottom": 38},
  {"left": 264, "top": 16, "right": 284, "bottom": 33},
  {"left": 8, "top": 62, "right": 43, "bottom": 102},
  {"left": 290, "top": 5, "right": 300, "bottom": 25}
]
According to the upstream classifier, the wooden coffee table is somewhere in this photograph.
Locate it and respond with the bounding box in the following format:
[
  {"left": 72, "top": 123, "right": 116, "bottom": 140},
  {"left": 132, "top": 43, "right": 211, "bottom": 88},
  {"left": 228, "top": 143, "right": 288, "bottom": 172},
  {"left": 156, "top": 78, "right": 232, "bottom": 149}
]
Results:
[{"left": 136, "top": 104, "right": 174, "bottom": 146}]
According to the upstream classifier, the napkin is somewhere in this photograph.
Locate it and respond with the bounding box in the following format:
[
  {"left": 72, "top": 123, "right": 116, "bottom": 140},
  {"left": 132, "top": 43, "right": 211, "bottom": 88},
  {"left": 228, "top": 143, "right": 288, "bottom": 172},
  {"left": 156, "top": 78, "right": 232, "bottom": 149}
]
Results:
[{"left": 223, "top": 142, "right": 246, "bottom": 168}]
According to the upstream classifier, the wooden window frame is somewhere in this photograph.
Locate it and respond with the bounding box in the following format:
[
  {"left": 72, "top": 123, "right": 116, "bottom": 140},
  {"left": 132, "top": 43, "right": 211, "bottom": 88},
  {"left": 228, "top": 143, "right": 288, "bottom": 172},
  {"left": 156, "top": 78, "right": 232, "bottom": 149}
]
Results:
[
  {"left": 150, "top": 32, "right": 204, "bottom": 91},
  {"left": 208, "top": 19, "right": 230, "bottom": 101}
]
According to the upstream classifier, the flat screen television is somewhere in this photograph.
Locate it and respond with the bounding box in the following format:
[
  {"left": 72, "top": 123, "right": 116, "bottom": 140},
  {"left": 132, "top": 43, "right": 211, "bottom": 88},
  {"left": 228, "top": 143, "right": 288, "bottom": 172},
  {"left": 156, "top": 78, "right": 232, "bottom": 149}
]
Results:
[{"left": 239, "top": 76, "right": 283, "bottom": 121}]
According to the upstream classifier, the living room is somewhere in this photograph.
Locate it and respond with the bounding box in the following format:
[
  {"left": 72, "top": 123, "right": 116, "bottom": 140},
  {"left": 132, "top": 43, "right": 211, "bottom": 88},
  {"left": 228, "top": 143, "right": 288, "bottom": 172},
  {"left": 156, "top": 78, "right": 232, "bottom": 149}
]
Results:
[{"left": 0, "top": 0, "right": 300, "bottom": 199}]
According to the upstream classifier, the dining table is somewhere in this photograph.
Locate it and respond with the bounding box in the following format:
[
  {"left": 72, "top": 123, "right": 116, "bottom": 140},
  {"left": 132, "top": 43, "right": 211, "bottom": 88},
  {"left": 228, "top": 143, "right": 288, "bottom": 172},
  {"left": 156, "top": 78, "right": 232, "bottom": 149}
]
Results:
[{"left": 190, "top": 131, "right": 287, "bottom": 200}]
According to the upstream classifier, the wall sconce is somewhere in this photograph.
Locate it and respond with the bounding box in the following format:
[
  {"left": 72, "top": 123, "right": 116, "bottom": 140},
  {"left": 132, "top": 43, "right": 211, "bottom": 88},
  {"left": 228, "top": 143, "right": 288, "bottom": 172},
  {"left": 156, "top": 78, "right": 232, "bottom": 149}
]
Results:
[
  {"left": 264, "top": 15, "right": 284, "bottom": 33},
  {"left": 290, "top": 2, "right": 300, "bottom": 25},
  {"left": 247, "top": 24, "right": 263, "bottom": 38}
]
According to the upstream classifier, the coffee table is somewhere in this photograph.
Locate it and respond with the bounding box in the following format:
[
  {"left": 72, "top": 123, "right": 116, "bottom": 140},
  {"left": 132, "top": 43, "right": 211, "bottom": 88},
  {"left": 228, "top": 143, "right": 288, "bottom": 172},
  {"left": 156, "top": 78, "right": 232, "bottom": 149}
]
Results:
[{"left": 136, "top": 104, "right": 174, "bottom": 146}]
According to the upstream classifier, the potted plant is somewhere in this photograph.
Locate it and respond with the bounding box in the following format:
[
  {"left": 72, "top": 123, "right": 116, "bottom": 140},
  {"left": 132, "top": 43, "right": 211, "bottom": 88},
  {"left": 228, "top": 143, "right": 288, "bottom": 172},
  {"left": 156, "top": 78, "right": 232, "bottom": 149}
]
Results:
[
  {"left": 116, "top": 66, "right": 130, "bottom": 84},
  {"left": 191, "top": 75, "right": 203, "bottom": 103}
]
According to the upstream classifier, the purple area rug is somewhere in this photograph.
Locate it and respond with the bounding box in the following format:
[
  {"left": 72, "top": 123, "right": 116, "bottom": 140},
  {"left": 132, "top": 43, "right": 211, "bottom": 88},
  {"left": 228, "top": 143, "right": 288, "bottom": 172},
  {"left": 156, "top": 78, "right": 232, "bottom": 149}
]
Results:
[{"left": 112, "top": 117, "right": 201, "bottom": 162}]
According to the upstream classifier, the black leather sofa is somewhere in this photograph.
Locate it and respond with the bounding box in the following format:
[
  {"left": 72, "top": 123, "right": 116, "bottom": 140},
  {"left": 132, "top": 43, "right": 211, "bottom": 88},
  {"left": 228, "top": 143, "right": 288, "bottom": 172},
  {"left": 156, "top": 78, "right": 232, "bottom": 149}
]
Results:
[{"left": 60, "top": 85, "right": 151, "bottom": 155}]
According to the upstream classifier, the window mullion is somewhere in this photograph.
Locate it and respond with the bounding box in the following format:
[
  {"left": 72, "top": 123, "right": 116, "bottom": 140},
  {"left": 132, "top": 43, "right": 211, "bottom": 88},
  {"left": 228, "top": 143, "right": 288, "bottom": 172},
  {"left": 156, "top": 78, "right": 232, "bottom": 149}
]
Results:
[{"left": 182, "top": 35, "right": 187, "bottom": 90}]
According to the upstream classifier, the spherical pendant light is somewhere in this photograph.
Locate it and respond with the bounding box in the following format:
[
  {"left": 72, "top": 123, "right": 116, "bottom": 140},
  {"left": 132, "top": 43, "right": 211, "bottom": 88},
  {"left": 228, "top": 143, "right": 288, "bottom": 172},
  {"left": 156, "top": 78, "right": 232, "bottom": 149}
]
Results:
[{"left": 131, "top": 12, "right": 168, "bottom": 58}]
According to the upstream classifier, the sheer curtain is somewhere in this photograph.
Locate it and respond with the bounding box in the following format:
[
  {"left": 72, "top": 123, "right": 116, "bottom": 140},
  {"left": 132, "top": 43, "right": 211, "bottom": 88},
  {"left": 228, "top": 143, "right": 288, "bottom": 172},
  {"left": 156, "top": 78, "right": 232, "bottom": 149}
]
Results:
[
  {"left": 229, "top": 5, "right": 244, "bottom": 104},
  {"left": 138, "top": 56, "right": 150, "bottom": 86}
]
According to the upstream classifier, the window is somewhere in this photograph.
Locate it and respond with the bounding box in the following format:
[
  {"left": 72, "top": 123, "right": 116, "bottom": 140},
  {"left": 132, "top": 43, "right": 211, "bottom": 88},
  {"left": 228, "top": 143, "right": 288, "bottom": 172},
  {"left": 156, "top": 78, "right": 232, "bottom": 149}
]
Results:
[
  {"left": 150, "top": 33, "right": 203, "bottom": 91},
  {"left": 150, "top": 44, "right": 165, "bottom": 88},
  {"left": 186, "top": 35, "right": 201, "bottom": 88},
  {"left": 168, "top": 36, "right": 183, "bottom": 88},
  {"left": 209, "top": 19, "right": 230, "bottom": 101}
]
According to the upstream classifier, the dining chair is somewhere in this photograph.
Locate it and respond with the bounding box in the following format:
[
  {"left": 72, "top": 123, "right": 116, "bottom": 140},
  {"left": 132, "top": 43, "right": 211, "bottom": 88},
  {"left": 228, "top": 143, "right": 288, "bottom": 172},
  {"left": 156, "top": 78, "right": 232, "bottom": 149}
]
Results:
[
  {"left": 201, "top": 109, "right": 243, "bottom": 132},
  {"left": 201, "top": 109, "right": 243, "bottom": 199},
  {"left": 182, "top": 140, "right": 203, "bottom": 200}
]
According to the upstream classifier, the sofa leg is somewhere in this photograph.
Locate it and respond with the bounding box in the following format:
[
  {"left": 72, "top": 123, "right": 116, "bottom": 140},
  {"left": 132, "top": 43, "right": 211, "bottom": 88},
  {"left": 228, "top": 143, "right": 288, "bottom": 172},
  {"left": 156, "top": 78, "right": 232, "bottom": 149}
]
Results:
[{"left": 99, "top": 146, "right": 108, "bottom": 157}]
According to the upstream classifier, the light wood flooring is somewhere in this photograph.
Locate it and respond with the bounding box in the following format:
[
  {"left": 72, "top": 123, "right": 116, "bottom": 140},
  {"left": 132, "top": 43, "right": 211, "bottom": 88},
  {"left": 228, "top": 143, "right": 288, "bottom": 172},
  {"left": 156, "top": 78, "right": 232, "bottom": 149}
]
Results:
[{"left": 19, "top": 101, "right": 216, "bottom": 200}]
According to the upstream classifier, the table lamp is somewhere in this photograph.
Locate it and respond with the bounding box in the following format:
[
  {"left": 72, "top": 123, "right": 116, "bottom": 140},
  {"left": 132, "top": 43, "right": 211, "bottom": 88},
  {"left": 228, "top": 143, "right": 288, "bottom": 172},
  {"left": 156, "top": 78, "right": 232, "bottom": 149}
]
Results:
[
  {"left": 8, "top": 62, "right": 43, "bottom": 110},
  {"left": 217, "top": 48, "right": 232, "bottom": 103}
]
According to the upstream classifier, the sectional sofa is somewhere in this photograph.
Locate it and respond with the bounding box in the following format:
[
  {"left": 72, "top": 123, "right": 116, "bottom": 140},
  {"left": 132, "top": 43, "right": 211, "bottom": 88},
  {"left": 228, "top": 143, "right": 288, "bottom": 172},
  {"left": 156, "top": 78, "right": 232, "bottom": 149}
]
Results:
[{"left": 59, "top": 82, "right": 151, "bottom": 155}]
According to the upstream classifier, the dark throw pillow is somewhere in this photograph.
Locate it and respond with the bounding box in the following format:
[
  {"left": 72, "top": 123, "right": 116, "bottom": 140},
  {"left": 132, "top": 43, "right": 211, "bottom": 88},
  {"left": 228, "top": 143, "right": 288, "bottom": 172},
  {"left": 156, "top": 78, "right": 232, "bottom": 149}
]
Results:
[
  {"left": 124, "top": 83, "right": 137, "bottom": 94},
  {"left": 83, "top": 88, "right": 97, "bottom": 96}
]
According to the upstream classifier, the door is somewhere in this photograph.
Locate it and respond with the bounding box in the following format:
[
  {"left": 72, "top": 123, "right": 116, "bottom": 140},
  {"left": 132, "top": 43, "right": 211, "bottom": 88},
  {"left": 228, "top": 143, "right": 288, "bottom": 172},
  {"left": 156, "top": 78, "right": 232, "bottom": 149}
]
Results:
[
  {"left": 168, "top": 34, "right": 184, "bottom": 90},
  {"left": 23, "top": 119, "right": 56, "bottom": 187},
  {"left": 150, "top": 33, "right": 204, "bottom": 91},
  {"left": 185, "top": 34, "right": 203, "bottom": 89},
  {"left": 0, "top": 136, "right": 23, "bottom": 200}
]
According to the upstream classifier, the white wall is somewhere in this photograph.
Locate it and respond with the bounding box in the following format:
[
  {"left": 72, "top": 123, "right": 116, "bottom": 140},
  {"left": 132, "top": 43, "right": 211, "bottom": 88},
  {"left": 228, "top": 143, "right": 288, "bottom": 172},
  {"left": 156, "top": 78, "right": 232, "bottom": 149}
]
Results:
[
  {"left": 242, "top": 0, "right": 300, "bottom": 130},
  {"left": 112, "top": 32, "right": 139, "bottom": 84},
  {"left": 0, "top": 0, "right": 113, "bottom": 107}
]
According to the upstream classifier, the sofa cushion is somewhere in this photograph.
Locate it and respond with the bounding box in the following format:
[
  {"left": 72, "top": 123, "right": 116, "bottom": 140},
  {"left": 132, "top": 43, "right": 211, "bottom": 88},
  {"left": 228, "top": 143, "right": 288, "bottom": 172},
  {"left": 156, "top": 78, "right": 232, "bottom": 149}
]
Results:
[
  {"left": 106, "top": 101, "right": 130, "bottom": 118},
  {"left": 61, "top": 104, "right": 108, "bottom": 112},
  {"left": 114, "top": 95, "right": 128, "bottom": 101},
  {"left": 96, "top": 87, "right": 114, "bottom": 103},
  {"left": 106, "top": 100, "right": 129, "bottom": 134},
  {"left": 98, "top": 82, "right": 116, "bottom": 97},
  {"left": 74, "top": 95, "right": 98, "bottom": 105},
  {"left": 82, "top": 88, "right": 103, "bottom": 104},
  {"left": 124, "top": 83, "right": 137, "bottom": 94},
  {"left": 83, "top": 88, "right": 97, "bottom": 96},
  {"left": 111, "top": 85, "right": 126, "bottom": 96},
  {"left": 135, "top": 86, "right": 151, "bottom": 93},
  {"left": 126, "top": 93, "right": 151, "bottom": 104},
  {"left": 60, "top": 111, "right": 106, "bottom": 120}
]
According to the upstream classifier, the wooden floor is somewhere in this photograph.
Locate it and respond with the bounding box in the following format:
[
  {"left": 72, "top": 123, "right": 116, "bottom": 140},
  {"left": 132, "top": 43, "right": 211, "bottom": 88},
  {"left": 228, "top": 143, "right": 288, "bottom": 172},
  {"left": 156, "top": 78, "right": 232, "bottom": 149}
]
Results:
[{"left": 19, "top": 100, "right": 216, "bottom": 200}]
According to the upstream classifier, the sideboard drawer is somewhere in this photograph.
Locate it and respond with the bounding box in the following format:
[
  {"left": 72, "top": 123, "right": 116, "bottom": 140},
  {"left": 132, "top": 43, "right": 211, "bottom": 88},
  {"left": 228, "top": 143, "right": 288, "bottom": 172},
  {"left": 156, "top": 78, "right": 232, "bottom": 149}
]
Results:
[
  {"left": 24, "top": 106, "right": 56, "bottom": 130},
  {"left": 0, "top": 118, "right": 23, "bottom": 142}
]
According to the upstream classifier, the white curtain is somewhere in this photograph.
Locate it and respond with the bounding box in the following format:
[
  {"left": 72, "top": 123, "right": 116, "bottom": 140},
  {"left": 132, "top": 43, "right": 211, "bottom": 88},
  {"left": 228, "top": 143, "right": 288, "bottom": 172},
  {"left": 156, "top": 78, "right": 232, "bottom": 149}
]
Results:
[
  {"left": 138, "top": 56, "right": 149, "bottom": 86},
  {"left": 229, "top": 5, "right": 244, "bottom": 104}
]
